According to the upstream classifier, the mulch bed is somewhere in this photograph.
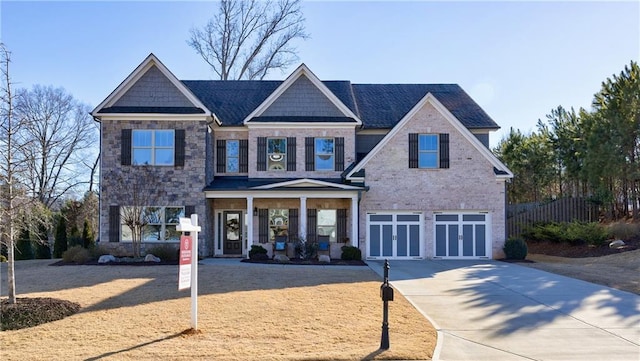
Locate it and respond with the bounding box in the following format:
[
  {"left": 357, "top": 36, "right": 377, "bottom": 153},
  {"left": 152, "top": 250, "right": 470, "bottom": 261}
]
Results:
[
  {"left": 526, "top": 237, "right": 640, "bottom": 258},
  {"left": 241, "top": 258, "right": 367, "bottom": 266},
  {"left": 1, "top": 297, "right": 80, "bottom": 331}
]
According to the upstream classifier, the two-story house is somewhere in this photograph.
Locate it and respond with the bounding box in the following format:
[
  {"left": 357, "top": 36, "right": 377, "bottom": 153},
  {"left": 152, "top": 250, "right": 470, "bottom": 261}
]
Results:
[{"left": 92, "top": 54, "right": 512, "bottom": 260}]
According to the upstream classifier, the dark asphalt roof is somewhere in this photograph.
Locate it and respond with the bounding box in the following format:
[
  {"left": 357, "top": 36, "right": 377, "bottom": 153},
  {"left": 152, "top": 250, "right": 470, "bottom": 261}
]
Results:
[{"left": 179, "top": 80, "right": 499, "bottom": 130}]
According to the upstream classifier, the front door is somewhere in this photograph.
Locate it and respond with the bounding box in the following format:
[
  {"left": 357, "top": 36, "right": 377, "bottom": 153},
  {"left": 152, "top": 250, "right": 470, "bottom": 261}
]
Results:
[{"left": 223, "top": 211, "right": 242, "bottom": 255}]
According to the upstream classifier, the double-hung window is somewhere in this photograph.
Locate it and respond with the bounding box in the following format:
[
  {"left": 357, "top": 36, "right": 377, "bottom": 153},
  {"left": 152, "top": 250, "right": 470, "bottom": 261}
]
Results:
[
  {"left": 317, "top": 209, "right": 337, "bottom": 242},
  {"left": 418, "top": 134, "right": 438, "bottom": 168},
  {"left": 315, "top": 138, "right": 335, "bottom": 171},
  {"left": 132, "top": 130, "right": 175, "bottom": 166},
  {"left": 226, "top": 140, "right": 240, "bottom": 173},
  {"left": 267, "top": 138, "right": 287, "bottom": 171}
]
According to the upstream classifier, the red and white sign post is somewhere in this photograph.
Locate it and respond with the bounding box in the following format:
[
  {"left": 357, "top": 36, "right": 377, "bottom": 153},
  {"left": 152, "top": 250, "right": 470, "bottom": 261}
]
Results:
[{"left": 176, "top": 214, "right": 200, "bottom": 330}]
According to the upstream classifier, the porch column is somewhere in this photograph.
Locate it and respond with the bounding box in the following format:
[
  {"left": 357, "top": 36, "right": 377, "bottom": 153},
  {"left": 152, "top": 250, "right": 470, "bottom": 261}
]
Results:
[
  {"left": 246, "top": 196, "right": 254, "bottom": 259},
  {"left": 351, "top": 194, "right": 358, "bottom": 248},
  {"left": 299, "top": 196, "right": 307, "bottom": 239}
]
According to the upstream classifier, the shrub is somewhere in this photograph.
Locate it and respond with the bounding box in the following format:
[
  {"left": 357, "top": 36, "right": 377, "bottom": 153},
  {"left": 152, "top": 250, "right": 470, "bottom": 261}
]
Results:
[
  {"left": 248, "top": 245, "right": 268, "bottom": 260},
  {"left": 34, "top": 242, "right": 51, "bottom": 259},
  {"left": 340, "top": 245, "right": 362, "bottom": 260},
  {"left": 521, "top": 222, "right": 569, "bottom": 243},
  {"left": 88, "top": 245, "right": 111, "bottom": 260},
  {"left": 606, "top": 222, "right": 640, "bottom": 240},
  {"left": 53, "top": 217, "right": 68, "bottom": 258},
  {"left": 145, "top": 244, "right": 179, "bottom": 262},
  {"left": 503, "top": 238, "right": 528, "bottom": 260},
  {"left": 15, "top": 228, "right": 33, "bottom": 260},
  {"left": 81, "top": 220, "right": 95, "bottom": 249},
  {"left": 566, "top": 221, "right": 608, "bottom": 246},
  {"left": 62, "top": 246, "right": 90, "bottom": 264},
  {"left": 294, "top": 238, "right": 317, "bottom": 260},
  {"left": 0, "top": 255, "right": 6, "bottom": 262}
]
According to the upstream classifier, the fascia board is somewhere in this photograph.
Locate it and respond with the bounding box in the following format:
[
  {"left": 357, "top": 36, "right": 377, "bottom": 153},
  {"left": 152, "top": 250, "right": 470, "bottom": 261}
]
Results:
[
  {"left": 92, "top": 53, "right": 213, "bottom": 117},
  {"left": 246, "top": 122, "right": 357, "bottom": 130},
  {"left": 205, "top": 189, "right": 361, "bottom": 199},
  {"left": 242, "top": 64, "right": 362, "bottom": 125},
  {"left": 345, "top": 92, "right": 513, "bottom": 179},
  {"left": 96, "top": 114, "right": 212, "bottom": 121},
  {"left": 252, "top": 178, "right": 363, "bottom": 190}
]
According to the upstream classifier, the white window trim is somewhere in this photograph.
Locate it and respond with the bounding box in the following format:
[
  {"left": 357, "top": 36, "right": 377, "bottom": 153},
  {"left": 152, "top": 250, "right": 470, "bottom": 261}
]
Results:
[{"left": 418, "top": 134, "right": 438, "bottom": 169}]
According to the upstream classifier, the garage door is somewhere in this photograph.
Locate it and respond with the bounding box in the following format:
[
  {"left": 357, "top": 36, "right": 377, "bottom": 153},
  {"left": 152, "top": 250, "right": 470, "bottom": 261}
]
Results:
[
  {"left": 367, "top": 213, "right": 422, "bottom": 259},
  {"left": 434, "top": 213, "right": 489, "bottom": 258}
]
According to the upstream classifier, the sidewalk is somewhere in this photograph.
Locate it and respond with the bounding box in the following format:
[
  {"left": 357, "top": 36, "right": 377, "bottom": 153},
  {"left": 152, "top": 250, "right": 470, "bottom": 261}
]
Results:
[{"left": 367, "top": 260, "right": 640, "bottom": 361}]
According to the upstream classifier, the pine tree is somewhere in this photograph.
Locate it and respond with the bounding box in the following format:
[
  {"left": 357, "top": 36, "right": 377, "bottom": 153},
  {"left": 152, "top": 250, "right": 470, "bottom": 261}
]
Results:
[
  {"left": 15, "top": 227, "right": 33, "bottom": 260},
  {"left": 53, "top": 217, "right": 68, "bottom": 258}
]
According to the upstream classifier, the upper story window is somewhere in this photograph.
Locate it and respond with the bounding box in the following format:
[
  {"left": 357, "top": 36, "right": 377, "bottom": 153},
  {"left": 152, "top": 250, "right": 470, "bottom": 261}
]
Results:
[
  {"left": 418, "top": 134, "right": 438, "bottom": 168},
  {"left": 132, "top": 130, "right": 175, "bottom": 166},
  {"left": 267, "top": 138, "right": 287, "bottom": 171},
  {"left": 409, "top": 133, "right": 449, "bottom": 169},
  {"left": 315, "top": 138, "right": 335, "bottom": 171},
  {"left": 226, "top": 140, "right": 239, "bottom": 173}
]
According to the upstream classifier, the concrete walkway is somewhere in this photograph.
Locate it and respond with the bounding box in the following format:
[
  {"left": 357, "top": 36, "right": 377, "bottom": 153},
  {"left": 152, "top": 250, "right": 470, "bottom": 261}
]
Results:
[{"left": 367, "top": 260, "right": 640, "bottom": 361}]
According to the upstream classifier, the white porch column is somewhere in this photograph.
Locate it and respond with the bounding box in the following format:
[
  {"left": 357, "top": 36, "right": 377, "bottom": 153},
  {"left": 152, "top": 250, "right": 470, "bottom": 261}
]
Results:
[
  {"left": 351, "top": 194, "right": 359, "bottom": 248},
  {"left": 299, "top": 196, "right": 307, "bottom": 239},
  {"left": 246, "top": 196, "right": 254, "bottom": 259}
]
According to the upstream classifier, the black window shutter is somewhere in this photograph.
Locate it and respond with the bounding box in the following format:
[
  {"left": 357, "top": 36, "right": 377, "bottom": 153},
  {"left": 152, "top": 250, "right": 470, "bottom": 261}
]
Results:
[
  {"left": 288, "top": 208, "right": 298, "bottom": 240},
  {"left": 216, "top": 139, "right": 226, "bottom": 173},
  {"left": 109, "top": 205, "right": 120, "bottom": 242},
  {"left": 305, "top": 137, "right": 315, "bottom": 171},
  {"left": 257, "top": 137, "right": 267, "bottom": 171},
  {"left": 286, "top": 137, "right": 296, "bottom": 171},
  {"left": 337, "top": 209, "right": 347, "bottom": 242},
  {"left": 408, "top": 133, "right": 418, "bottom": 168},
  {"left": 185, "top": 205, "right": 196, "bottom": 217},
  {"left": 174, "top": 129, "right": 185, "bottom": 167},
  {"left": 335, "top": 137, "right": 344, "bottom": 171},
  {"left": 121, "top": 129, "right": 132, "bottom": 166},
  {"left": 439, "top": 133, "right": 450, "bottom": 169},
  {"left": 239, "top": 139, "right": 248, "bottom": 173},
  {"left": 307, "top": 209, "right": 317, "bottom": 242},
  {"left": 258, "top": 208, "right": 269, "bottom": 243}
]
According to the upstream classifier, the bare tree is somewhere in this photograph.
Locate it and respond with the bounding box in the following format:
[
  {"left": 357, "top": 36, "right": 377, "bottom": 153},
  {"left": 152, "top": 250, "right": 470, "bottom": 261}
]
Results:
[
  {"left": 188, "top": 0, "right": 308, "bottom": 80},
  {"left": 14, "top": 85, "right": 97, "bottom": 208},
  {"left": 0, "top": 44, "right": 50, "bottom": 304},
  {"left": 110, "top": 167, "right": 163, "bottom": 258}
]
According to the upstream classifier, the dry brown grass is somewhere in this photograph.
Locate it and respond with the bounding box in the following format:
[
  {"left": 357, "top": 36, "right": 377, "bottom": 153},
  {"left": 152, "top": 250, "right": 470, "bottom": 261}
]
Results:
[{"left": 0, "top": 260, "right": 436, "bottom": 361}]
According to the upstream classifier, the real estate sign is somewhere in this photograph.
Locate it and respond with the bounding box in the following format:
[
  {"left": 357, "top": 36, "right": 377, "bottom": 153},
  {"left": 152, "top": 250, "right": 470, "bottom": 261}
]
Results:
[{"left": 178, "top": 235, "right": 192, "bottom": 290}]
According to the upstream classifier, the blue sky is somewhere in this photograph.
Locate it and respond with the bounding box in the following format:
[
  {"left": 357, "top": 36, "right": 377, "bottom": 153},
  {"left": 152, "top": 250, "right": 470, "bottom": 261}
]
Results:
[{"left": 1, "top": 1, "right": 638, "bottom": 147}]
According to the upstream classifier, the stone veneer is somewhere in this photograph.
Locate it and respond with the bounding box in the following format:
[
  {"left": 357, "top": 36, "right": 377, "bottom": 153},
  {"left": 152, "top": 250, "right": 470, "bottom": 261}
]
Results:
[{"left": 99, "top": 119, "right": 210, "bottom": 256}]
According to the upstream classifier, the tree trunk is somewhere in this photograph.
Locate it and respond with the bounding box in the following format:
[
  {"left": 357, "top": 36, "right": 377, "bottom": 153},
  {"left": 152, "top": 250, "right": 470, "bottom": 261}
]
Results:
[{"left": 7, "top": 236, "right": 16, "bottom": 304}]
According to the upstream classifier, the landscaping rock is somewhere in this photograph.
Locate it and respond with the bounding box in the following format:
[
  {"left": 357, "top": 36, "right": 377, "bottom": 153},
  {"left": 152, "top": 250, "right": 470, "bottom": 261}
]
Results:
[
  {"left": 98, "top": 255, "right": 116, "bottom": 264},
  {"left": 144, "top": 254, "right": 161, "bottom": 262},
  {"left": 273, "top": 254, "right": 290, "bottom": 263},
  {"left": 318, "top": 255, "right": 331, "bottom": 263},
  {"left": 609, "top": 239, "right": 625, "bottom": 249}
]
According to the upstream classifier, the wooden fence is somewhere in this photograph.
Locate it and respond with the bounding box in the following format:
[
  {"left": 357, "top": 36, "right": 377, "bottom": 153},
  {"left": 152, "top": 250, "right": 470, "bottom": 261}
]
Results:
[{"left": 507, "top": 198, "right": 600, "bottom": 239}]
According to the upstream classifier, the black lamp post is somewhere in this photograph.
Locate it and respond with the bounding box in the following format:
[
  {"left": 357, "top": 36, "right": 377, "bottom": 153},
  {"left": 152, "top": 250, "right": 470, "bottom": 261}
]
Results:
[{"left": 380, "top": 259, "right": 393, "bottom": 350}]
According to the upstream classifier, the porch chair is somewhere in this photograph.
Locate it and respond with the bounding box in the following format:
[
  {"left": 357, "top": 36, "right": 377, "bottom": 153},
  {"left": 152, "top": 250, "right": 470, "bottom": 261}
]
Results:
[
  {"left": 273, "top": 235, "right": 288, "bottom": 258},
  {"left": 317, "top": 235, "right": 330, "bottom": 260}
]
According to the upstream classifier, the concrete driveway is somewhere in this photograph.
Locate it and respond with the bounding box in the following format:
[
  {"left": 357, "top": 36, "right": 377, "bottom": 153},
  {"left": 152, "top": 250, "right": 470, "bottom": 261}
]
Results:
[{"left": 367, "top": 260, "right": 640, "bottom": 361}]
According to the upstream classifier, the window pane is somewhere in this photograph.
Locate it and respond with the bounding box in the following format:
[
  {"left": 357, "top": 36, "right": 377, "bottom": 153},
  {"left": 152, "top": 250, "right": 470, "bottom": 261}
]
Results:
[
  {"left": 144, "top": 207, "right": 162, "bottom": 224},
  {"left": 132, "top": 130, "right": 152, "bottom": 146},
  {"left": 155, "top": 149, "right": 174, "bottom": 165},
  {"left": 165, "top": 226, "right": 180, "bottom": 241},
  {"left": 419, "top": 153, "right": 437, "bottom": 168},
  {"left": 269, "top": 209, "right": 289, "bottom": 241},
  {"left": 315, "top": 154, "right": 334, "bottom": 170},
  {"left": 133, "top": 149, "right": 152, "bottom": 165},
  {"left": 121, "top": 224, "right": 132, "bottom": 241},
  {"left": 268, "top": 138, "right": 286, "bottom": 154},
  {"left": 419, "top": 134, "right": 437, "bottom": 151},
  {"left": 143, "top": 225, "right": 162, "bottom": 241},
  {"left": 227, "top": 157, "right": 239, "bottom": 172},
  {"left": 315, "top": 138, "right": 334, "bottom": 154},
  {"left": 317, "top": 210, "right": 336, "bottom": 226},
  {"left": 165, "top": 207, "right": 184, "bottom": 224},
  {"left": 227, "top": 140, "right": 239, "bottom": 156},
  {"left": 155, "top": 130, "right": 174, "bottom": 147}
]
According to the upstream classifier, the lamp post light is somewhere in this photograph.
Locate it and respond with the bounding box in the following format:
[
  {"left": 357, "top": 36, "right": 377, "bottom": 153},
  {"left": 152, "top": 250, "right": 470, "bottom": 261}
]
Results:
[{"left": 380, "top": 259, "right": 394, "bottom": 350}]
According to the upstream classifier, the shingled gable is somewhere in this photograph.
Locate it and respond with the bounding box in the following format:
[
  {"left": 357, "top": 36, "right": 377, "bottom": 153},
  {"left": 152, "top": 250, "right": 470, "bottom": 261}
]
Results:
[
  {"left": 345, "top": 92, "right": 513, "bottom": 180},
  {"left": 242, "top": 64, "right": 362, "bottom": 125},
  {"left": 91, "top": 53, "right": 213, "bottom": 119}
]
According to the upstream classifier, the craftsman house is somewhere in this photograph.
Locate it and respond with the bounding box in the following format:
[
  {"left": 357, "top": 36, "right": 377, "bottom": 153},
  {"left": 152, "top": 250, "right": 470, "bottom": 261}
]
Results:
[{"left": 92, "top": 54, "right": 512, "bottom": 260}]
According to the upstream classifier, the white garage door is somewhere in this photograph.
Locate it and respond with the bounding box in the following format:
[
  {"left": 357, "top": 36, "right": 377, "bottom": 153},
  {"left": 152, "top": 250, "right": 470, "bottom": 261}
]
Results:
[
  {"left": 367, "top": 213, "right": 422, "bottom": 259},
  {"left": 434, "top": 213, "right": 490, "bottom": 258}
]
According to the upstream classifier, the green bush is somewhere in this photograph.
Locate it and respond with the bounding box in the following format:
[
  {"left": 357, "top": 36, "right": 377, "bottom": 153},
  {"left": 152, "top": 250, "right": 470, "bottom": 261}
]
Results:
[
  {"left": 88, "top": 245, "right": 111, "bottom": 260},
  {"left": 34, "top": 242, "right": 51, "bottom": 259},
  {"left": 62, "top": 246, "right": 90, "bottom": 264},
  {"left": 340, "top": 245, "right": 362, "bottom": 260},
  {"left": 15, "top": 228, "right": 33, "bottom": 260},
  {"left": 522, "top": 221, "right": 608, "bottom": 246},
  {"left": 249, "top": 245, "right": 268, "bottom": 260},
  {"left": 81, "top": 220, "right": 95, "bottom": 249},
  {"left": 566, "top": 221, "right": 608, "bottom": 246},
  {"left": 521, "top": 222, "right": 568, "bottom": 243},
  {"left": 53, "top": 217, "right": 68, "bottom": 258},
  {"left": 145, "top": 244, "right": 179, "bottom": 262},
  {"left": 0, "top": 255, "right": 6, "bottom": 262},
  {"left": 503, "top": 238, "right": 528, "bottom": 260}
]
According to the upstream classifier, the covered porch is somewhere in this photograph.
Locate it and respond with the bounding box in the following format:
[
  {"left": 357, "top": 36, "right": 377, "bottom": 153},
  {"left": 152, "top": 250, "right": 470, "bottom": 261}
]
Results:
[{"left": 204, "top": 178, "right": 366, "bottom": 258}]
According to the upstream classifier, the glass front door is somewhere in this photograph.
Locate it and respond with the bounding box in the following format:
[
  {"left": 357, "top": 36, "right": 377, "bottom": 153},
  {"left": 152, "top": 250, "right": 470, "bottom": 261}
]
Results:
[{"left": 223, "top": 211, "right": 242, "bottom": 255}]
